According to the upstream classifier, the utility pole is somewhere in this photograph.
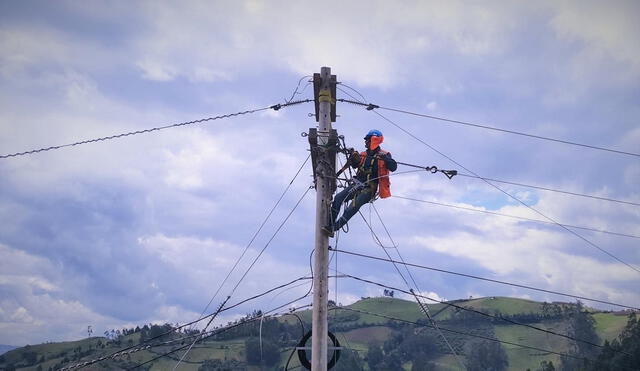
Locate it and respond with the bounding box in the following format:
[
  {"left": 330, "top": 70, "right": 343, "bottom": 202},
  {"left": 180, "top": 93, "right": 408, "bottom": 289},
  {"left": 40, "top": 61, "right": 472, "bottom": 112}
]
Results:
[{"left": 311, "top": 66, "right": 337, "bottom": 371}]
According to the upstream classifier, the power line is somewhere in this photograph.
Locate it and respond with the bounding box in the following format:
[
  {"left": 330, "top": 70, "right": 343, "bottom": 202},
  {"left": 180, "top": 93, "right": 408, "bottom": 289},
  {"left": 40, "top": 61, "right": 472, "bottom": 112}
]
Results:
[
  {"left": 172, "top": 180, "right": 311, "bottom": 367},
  {"left": 357, "top": 209, "right": 467, "bottom": 370},
  {"left": 187, "top": 154, "right": 311, "bottom": 334},
  {"left": 334, "top": 306, "right": 638, "bottom": 371},
  {"left": 393, "top": 158, "right": 639, "bottom": 207},
  {"left": 339, "top": 273, "right": 633, "bottom": 357},
  {"left": 369, "top": 109, "right": 640, "bottom": 275},
  {"left": 285, "top": 75, "right": 313, "bottom": 103},
  {"left": 370, "top": 103, "right": 640, "bottom": 158},
  {"left": 0, "top": 100, "right": 311, "bottom": 159},
  {"left": 329, "top": 247, "right": 640, "bottom": 311},
  {"left": 229, "top": 185, "right": 313, "bottom": 296},
  {"left": 393, "top": 195, "right": 640, "bottom": 239},
  {"left": 61, "top": 277, "right": 313, "bottom": 370},
  {"left": 336, "top": 93, "right": 640, "bottom": 272},
  {"left": 172, "top": 185, "right": 312, "bottom": 369},
  {"left": 455, "top": 173, "right": 640, "bottom": 207},
  {"left": 131, "top": 302, "right": 314, "bottom": 370},
  {"left": 173, "top": 157, "right": 311, "bottom": 370},
  {"left": 171, "top": 296, "right": 230, "bottom": 371}
]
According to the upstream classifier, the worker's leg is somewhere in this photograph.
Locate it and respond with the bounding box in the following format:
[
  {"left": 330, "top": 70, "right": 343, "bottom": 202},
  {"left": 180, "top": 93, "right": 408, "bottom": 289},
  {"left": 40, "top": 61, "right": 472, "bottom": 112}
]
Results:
[
  {"left": 330, "top": 184, "right": 356, "bottom": 226},
  {"left": 334, "top": 189, "right": 374, "bottom": 230}
]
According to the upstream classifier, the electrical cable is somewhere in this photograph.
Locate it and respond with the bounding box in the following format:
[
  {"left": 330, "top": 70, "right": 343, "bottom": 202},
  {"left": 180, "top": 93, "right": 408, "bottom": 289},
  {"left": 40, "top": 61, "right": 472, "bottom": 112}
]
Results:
[
  {"left": 229, "top": 184, "right": 313, "bottom": 297},
  {"left": 393, "top": 195, "right": 640, "bottom": 239},
  {"left": 171, "top": 296, "right": 230, "bottom": 371},
  {"left": 131, "top": 302, "right": 313, "bottom": 370},
  {"left": 286, "top": 75, "right": 313, "bottom": 103},
  {"left": 0, "top": 100, "right": 311, "bottom": 159},
  {"left": 187, "top": 154, "right": 311, "bottom": 334},
  {"left": 61, "top": 277, "right": 313, "bottom": 370},
  {"left": 393, "top": 158, "right": 639, "bottom": 207},
  {"left": 172, "top": 185, "right": 313, "bottom": 369},
  {"left": 260, "top": 246, "right": 316, "bottom": 366},
  {"left": 455, "top": 173, "right": 640, "bottom": 208},
  {"left": 330, "top": 247, "right": 640, "bottom": 311},
  {"left": 358, "top": 210, "right": 467, "bottom": 370},
  {"left": 357, "top": 103, "right": 640, "bottom": 159},
  {"left": 339, "top": 273, "right": 633, "bottom": 357},
  {"left": 367, "top": 108, "right": 640, "bottom": 274},
  {"left": 331, "top": 99, "right": 464, "bottom": 367},
  {"left": 334, "top": 306, "right": 639, "bottom": 371}
]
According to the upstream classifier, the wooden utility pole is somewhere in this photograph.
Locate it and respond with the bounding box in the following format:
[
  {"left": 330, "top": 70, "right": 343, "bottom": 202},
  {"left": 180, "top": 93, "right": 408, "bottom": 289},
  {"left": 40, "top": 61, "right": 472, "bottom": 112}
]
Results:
[{"left": 311, "top": 66, "right": 336, "bottom": 371}]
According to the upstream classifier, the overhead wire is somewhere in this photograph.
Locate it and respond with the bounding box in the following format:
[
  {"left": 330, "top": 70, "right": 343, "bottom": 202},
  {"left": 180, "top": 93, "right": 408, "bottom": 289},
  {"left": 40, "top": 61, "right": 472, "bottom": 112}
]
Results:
[
  {"left": 393, "top": 194, "right": 640, "bottom": 239},
  {"left": 132, "top": 301, "right": 314, "bottom": 370},
  {"left": 365, "top": 106, "right": 640, "bottom": 274},
  {"left": 187, "top": 154, "right": 311, "bottom": 334},
  {"left": 372, "top": 104, "right": 640, "bottom": 158},
  {"left": 329, "top": 247, "right": 640, "bottom": 311},
  {"left": 61, "top": 276, "right": 313, "bottom": 370},
  {"left": 0, "top": 100, "right": 311, "bottom": 159},
  {"left": 339, "top": 273, "right": 633, "bottom": 358},
  {"left": 334, "top": 306, "right": 639, "bottom": 371},
  {"left": 172, "top": 184, "right": 313, "bottom": 369},
  {"left": 455, "top": 172, "right": 640, "bottom": 207},
  {"left": 285, "top": 75, "right": 313, "bottom": 103},
  {"left": 358, "top": 210, "right": 467, "bottom": 370},
  {"left": 393, "top": 158, "right": 639, "bottom": 207},
  {"left": 228, "top": 184, "right": 313, "bottom": 297},
  {"left": 335, "top": 89, "right": 464, "bottom": 367}
]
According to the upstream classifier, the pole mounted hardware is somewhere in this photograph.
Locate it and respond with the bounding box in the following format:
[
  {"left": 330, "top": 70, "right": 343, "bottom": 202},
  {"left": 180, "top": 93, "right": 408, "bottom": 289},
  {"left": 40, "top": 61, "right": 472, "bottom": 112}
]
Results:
[
  {"left": 313, "top": 73, "right": 337, "bottom": 122},
  {"left": 296, "top": 330, "right": 342, "bottom": 370},
  {"left": 308, "top": 128, "right": 339, "bottom": 192}
]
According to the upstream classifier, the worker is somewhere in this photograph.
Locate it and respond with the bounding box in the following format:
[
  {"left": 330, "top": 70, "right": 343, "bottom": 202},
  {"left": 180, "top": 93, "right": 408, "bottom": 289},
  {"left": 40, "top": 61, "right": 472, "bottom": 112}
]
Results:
[{"left": 326, "top": 129, "right": 397, "bottom": 234}]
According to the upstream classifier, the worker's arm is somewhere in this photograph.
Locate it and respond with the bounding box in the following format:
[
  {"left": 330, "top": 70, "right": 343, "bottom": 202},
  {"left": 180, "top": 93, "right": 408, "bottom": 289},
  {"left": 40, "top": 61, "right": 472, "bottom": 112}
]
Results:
[{"left": 382, "top": 152, "right": 397, "bottom": 172}]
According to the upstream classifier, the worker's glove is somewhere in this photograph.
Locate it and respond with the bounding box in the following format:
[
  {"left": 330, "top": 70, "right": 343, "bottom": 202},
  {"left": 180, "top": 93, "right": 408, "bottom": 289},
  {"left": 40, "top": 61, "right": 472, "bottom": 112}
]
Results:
[
  {"left": 349, "top": 150, "right": 360, "bottom": 162},
  {"left": 349, "top": 152, "right": 360, "bottom": 167}
]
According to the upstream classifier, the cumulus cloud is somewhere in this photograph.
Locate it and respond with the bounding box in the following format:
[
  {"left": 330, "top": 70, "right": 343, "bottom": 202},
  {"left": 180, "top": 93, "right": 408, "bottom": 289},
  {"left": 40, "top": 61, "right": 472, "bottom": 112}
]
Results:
[{"left": 1, "top": 0, "right": 638, "bottom": 347}]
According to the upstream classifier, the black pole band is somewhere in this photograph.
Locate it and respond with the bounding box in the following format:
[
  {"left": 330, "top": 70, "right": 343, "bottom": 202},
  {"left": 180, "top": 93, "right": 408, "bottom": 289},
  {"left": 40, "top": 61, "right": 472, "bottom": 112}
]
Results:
[{"left": 296, "top": 330, "right": 341, "bottom": 370}]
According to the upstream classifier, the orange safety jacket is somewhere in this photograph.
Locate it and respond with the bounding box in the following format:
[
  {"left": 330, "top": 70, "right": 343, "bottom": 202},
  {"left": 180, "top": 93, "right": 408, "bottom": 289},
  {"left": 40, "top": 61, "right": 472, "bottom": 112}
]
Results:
[{"left": 359, "top": 150, "right": 391, "bottom": 198}]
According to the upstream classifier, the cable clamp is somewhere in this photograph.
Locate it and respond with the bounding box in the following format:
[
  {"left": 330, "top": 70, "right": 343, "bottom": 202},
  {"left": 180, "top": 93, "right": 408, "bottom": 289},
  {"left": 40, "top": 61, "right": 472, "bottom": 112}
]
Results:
[
  {"left": 366, "top": 103, "right": 379, "bottom": 110},
  {"left": 270, "top": 103, "right": 282, "bottom": 111},
  {"left": 442, "top": 170, "right": 458, "bottom": 179}
]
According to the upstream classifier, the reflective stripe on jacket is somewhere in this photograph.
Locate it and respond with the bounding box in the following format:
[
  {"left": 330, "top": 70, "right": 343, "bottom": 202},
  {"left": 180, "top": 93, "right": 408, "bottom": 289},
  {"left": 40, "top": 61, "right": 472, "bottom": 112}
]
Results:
[{"left": 359, "top": 150, "right": 391, "bottom": 198}]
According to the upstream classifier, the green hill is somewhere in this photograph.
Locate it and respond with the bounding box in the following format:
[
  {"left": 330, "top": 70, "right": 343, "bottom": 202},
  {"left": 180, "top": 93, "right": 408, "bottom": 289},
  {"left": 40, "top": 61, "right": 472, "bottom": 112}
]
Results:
[
  {"left": 0, "top": 297, "right": 635, "bottom": 371},
  {"left": 0, "top": 345, "right": 17, "bottom": 356}
]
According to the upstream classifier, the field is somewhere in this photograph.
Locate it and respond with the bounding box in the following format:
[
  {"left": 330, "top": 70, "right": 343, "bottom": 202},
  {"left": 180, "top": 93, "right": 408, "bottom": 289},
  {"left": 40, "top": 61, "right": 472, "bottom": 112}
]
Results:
[{"left": 1, "top": 297, "right": 633, "bottom": 371}]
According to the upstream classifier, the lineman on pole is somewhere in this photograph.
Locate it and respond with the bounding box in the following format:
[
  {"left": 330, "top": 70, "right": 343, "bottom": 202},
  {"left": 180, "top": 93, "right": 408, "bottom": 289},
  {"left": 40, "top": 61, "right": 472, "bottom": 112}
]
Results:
[{"left": 326, "top": 129, "right": 397, "bottom": 234}]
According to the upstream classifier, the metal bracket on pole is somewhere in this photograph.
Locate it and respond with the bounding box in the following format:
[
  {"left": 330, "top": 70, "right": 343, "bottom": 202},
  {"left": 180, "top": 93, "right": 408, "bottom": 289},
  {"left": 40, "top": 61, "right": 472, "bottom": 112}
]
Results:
[{"left": 308, "top": 128, "right": 339, "bottom": 192}]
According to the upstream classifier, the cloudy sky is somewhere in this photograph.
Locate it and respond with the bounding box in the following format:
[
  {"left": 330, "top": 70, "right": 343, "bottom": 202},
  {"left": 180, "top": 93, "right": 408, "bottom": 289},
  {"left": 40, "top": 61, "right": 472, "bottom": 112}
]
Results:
[{"left": 1, "top": 0, "right": 639, "bottom": 346}]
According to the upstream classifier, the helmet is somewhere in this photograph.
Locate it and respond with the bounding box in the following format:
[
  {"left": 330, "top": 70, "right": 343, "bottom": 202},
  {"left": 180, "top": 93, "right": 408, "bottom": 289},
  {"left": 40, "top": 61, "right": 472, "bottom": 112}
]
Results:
[
  {"left": 364, "top": 129, "right": 383, "bottom": 139},
  {"left": 364, "top": 129, "right": 384, "bottom": 150}
]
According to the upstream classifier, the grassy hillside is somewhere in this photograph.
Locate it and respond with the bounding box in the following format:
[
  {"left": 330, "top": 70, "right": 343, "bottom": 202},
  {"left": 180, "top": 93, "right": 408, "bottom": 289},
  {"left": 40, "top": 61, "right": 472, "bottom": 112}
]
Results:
[
  {"left": 0, "top": 297, "right": 634, "bottom": 371},
  {"left": 0, "top": 345, "right": 17, "bottom": 356}
]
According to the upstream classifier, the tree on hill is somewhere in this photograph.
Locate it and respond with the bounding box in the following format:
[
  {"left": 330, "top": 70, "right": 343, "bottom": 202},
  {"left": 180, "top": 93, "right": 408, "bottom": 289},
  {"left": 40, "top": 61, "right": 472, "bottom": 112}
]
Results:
[
  {"left": 586, "top": 312, "right": 640, "bottom": 370},
  {"left": 332, "top": 349, "right": 363, "bottom": 371},
  {"left": 561, "top": 301, "right": 599, "bottom": 371},
  {"left": 538, "top": 360, "right": 556, "bottom": 370},
  {"left": 198, "top": 358, "right": 245, "bottom": 371},
  {"left": 366, "top": 343, "right": 383, "bottom": 371},
  {"left": 464, "top": 340, "right": 508, "bottom": 371},
  {"left": 244, "top": 337, "right": 279, "bottom": 366},
  {"left": 411, "top": 352, "right": 436, "bottom": 371}
]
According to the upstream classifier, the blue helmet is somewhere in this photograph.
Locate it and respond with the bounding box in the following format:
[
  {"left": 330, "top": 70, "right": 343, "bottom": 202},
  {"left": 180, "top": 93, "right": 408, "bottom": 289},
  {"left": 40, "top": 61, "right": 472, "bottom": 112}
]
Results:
[{"left": 364, "top": 129, "right": 383, "bottom": 139}]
